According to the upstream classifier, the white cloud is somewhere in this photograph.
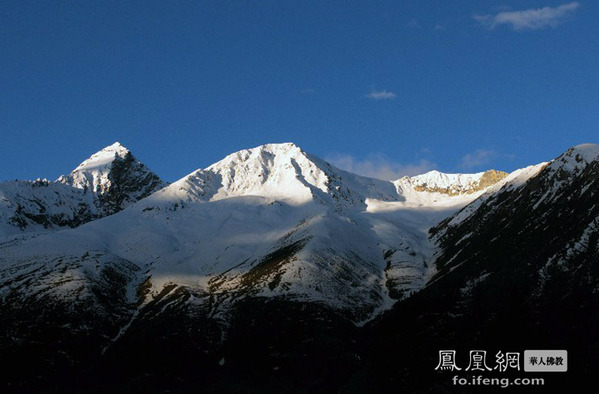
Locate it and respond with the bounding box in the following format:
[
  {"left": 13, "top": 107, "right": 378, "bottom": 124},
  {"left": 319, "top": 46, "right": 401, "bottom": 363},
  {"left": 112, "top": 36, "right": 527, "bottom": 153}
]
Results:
[
  {"left": 474, "top": 2, "right": 579, "bottom": 30},
  {"left": 366, "top": 89, "right": 397, "bottom": 100},
  {"left": 326, "top": 153, "right": 436, "bottom": 180},
  {"left": 458, "top": 149, "right": 496, "bottom": 169}
]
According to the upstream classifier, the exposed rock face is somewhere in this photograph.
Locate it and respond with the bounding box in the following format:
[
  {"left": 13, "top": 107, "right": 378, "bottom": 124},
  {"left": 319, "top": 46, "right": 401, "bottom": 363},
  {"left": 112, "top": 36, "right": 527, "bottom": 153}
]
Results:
[
  {"left": 411, "top": 169, "right": 508, "bottom": 195},
  {"left": 478, "top": 169, "right": 509, "bottom": 189}
]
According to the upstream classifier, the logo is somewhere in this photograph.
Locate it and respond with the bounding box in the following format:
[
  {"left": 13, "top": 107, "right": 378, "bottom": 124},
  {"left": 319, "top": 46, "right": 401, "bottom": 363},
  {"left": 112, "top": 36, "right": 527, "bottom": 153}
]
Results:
[{"left": 435, "top": 349, "right": 567, "bottom": 373}]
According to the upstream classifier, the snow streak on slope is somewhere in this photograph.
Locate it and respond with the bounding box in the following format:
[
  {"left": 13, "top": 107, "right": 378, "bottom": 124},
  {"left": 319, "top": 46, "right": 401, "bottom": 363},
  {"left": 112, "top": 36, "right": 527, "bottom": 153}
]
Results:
[{"left": 531, "top": 143, "right": 599, "bottom": 209}]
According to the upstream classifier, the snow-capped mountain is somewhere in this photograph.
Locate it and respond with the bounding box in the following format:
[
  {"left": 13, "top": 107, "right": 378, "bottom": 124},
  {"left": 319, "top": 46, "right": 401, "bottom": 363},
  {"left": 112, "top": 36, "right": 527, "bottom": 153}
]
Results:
[
  {"left": 148, "top": 142, "right": 401, "bottom": 207},
  {"left": 0, "top": 143, "right": 165, "bottom": 239},
  {"left": 58, "top": 142, "right": 165, "bottom": 216},
  {"left": 2, "top": 142, "right": 597, "bottom": 392},
  {"left": 396, "top": 169, "right": 508, "bottom": 196},
  {"left": 0, "top": 143, "right": 503, "bottom": 326}
]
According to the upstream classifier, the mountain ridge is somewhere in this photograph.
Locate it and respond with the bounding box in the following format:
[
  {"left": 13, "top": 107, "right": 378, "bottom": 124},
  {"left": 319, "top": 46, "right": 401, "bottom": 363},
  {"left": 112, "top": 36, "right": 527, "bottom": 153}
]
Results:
[
  {"left": 0, "top": 141, "right": 515, "bottom": 326},
  {"left": 1, "top": 141, "right": 598, "bottom": 392},
  {"left": 1, "top": 140, "right": 514, "bottom": 242}
]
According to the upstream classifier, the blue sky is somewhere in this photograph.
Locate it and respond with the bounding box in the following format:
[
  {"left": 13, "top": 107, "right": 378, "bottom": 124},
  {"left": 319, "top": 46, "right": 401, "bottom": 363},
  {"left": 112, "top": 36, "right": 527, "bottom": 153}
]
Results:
[{"left": 1, "top": 1, "right": 597, "bottom": 182}]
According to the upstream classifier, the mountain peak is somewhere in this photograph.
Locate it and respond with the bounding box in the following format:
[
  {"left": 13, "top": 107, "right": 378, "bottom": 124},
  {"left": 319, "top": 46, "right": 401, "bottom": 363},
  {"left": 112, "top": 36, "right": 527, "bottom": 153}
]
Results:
[
  {"left": 57, "top": 143, "right": 164, "bottom": 215},
  {"left": 72, "top": 142, "right": 130, "bottom": 172},
  {"left": 547, "top": 143, "right": 599, "bottom": 175},
  {"left": 104, "top": 141, "right": 129, "bottom": 152},
  {"left": 206, "top": 142, "right": 304, "bottom": 170},
  {"left": 397, "top": 169, "right": 508, "bottom": 196},
  {"left": 565, "top": 143, "right": 599, "bottom": 163},
  {"left": 151, "top": 142, "right": 400, "bottom": 208},
  {"left": 258, "top": 141, "right": 300, "bottom": 150},
  {"left": 170, "top": 142, "right": 329, "bottom": 204}
]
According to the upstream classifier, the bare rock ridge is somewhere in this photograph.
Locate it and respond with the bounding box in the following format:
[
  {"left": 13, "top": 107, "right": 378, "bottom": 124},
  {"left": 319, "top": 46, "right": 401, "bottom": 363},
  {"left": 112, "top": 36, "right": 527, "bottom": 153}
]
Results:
[
  {"left": 478, "top": 169, "right": 509, "bottom": 189},
  {"left": 409, "top": 169, "right": 509, "bottom": 195}
]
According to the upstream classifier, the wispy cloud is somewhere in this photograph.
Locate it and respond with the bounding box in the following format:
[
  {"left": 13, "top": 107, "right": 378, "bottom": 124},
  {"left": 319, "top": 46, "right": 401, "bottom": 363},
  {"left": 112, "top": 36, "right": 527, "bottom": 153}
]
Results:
[
  {"left": 366, "top": 89, "right": 396, "bottom": 100},
  {"left": 474, "top": 2, "right": 580, "bottom": 30},
  {"left": 458, "top": 149, "right": 496, "bottom": 169},
  {"left": 326, "top": 153, "right": 436, "bottom": 180},
  {"left": 406, "top": 19, "right": 421, "bottom": 29}
]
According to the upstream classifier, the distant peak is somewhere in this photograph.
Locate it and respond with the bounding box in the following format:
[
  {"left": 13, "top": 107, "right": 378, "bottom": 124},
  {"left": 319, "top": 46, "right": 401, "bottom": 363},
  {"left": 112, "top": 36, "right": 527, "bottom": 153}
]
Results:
[
  {"left": 399, "top": 169, "right": 508, "bottom": 196},
  {"left": 162, "top": 141, "right": 401, "bottom": 208},
  {"left": 419, "top": 170, "right": 442, "bottom": 176},
  {"left": 101, "top": 142, "right": 129, "bottom": 154},
  {"left": 414, "top": 169, "right": 482, "bottom": 178},
  {"left": 247, "top": 142, "right": 302, "bottom": 152},
  {"left": 262, "top": 142, "right": 297, "bottom": 147},
  {"left": 206, "top": 142, "right": 307, "bottom": 171},
  {"left": 56, "top": 142, "right": 165, "bottom": 215},
  {"left": 254, "top": 142, "right": 301, "bottom": 153}
]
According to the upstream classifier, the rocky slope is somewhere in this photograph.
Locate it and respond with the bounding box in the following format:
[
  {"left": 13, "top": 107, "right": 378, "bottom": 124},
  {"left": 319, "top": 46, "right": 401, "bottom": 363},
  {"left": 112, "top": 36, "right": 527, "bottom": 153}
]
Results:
[{"left": 350, "top": 144, "right": 599, "bottom": 392}]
